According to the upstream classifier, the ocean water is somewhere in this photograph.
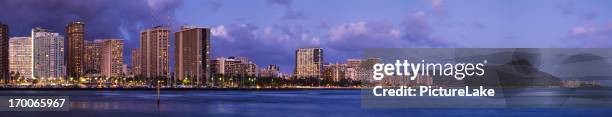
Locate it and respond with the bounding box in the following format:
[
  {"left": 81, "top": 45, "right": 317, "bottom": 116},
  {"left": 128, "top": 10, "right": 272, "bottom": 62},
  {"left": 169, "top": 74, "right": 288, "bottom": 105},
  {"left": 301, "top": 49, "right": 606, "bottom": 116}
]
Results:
[{"left": 0, "top": 90, "right": 611, "bottom": 117}]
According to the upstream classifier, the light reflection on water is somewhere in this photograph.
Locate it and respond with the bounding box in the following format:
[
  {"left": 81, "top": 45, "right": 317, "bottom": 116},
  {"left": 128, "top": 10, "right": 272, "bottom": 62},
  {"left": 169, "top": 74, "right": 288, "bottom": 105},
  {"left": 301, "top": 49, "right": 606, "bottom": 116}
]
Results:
[{"left": 0, "top": 89, "right": 611, "bottom": 117}]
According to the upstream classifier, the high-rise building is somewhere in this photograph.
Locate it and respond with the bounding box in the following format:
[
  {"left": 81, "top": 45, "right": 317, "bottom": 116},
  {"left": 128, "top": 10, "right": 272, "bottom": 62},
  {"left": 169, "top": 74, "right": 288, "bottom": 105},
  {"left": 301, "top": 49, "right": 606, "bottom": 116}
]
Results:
[
  {"left": 210, "top": 58, "right": 225, "bottom": 75},
  {"left": 346, "top": 59, "right": 363, "bottom": 68},
  {"left": 32, "top": 27, "right": 65, "bottom": 78},
  {"left": 345, "top": 59, "right": 363, "bottom": 81},
  {"left": 83, "top": 39, "right": 124, "bottom": 78},
  {"left": 0, "top": 23, "right": 8, "bottom": 83},
  {"left": 359, "top": 58, "right": 380, "bottom": 82},
  {"left": 210, "top": 57, "right": 257, "bottom": 87},
  {"left": 140, "top": 26, "right": 170, "bottom": 78},
  {"left": 99, "top": 39, "right": 123, "bottom": 77},
  {"left": 66, "top": 21, "right": 85, "bottom": 78},
  {"left": 322, "top": 63, "right": 346, "bottom": 82},
  {"left": 211, "top": 57, "right": 257, "bottom": 77},
  {"left": 294, "top": 48, "right": 323, "bottom": 79},
  {"left": 243, "top": 63, "right": 257, "bottom": 77},
  {"left": 259, "top": 64, "right": 280, "bottom": 78},
  {"left": 227, "top": 57, "right": 257, "bottom": 77},
  {"left": 131, "top": 48, "right": 141, "bottom": 76},
  {"left": 83, "top": 40, "right": 102, "bottom": 77},
  {"left": 8, "top": 37, "right": 33, "bottom": 79},
  {"left": 174, "top": 26, "right": 210, "bottom": 85}
]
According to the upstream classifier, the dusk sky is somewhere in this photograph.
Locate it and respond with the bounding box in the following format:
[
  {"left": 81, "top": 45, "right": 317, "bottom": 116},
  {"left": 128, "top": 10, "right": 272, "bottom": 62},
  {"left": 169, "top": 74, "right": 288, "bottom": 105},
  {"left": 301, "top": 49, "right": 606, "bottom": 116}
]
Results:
[{"left": 1, "top": 0, "right": 612, "bottom": 74}]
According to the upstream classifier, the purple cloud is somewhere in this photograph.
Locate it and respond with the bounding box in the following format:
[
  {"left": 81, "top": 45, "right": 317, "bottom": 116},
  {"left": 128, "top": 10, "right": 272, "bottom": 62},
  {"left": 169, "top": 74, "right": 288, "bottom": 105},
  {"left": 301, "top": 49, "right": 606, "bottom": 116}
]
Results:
[
  {"left": 401, "top": 11, "right": 448, "bottom": 47},
  {"left": 320, "top": 11, "right": 452, "bottom": 61},
  {"left": 323, "top": 21, "right": 401, "bottom": 59},
  {"left": 210, "top": 23, "right": 319, "bottom": 73},
  {"left": 0, "top": 0, "right": 183, "bottom": 67},
  {"left": 431, "top": 0, "right": 447, "bottom": 16},
  {"left": 567, "top": 22, "right": 612, "bottom": 47}
]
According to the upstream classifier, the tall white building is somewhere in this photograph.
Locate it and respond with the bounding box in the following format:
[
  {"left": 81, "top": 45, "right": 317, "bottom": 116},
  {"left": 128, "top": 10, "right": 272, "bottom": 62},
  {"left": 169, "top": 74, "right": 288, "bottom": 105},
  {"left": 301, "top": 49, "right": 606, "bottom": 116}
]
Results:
[
  {"left": 8, "top": 37, "right": 33, "bottom": 79},
  {"left": 99, "top": 39, "right": 123, "bottom": 77},
  {"left": 32, "top": 27, "right": 65, "bottom": 78},
  {"left": 295, "top": 48, "right": 323, "bottom": 79}
]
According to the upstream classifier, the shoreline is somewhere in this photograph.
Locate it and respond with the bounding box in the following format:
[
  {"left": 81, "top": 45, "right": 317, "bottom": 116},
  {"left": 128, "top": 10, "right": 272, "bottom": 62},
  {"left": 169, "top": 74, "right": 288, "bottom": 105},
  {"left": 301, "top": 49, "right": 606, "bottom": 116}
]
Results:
[
  {"left": 0, "top": 86, "right": 607, "bottom": 91},
  {"left": 0, "top": 87, "right": 363, "bottom": 91}
]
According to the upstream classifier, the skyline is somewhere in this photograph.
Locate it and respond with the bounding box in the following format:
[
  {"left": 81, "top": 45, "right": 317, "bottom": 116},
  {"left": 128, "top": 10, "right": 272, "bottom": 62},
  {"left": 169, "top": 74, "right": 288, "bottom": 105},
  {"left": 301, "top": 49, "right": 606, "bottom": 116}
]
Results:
[
  {"left": 1, "top": 0, "right": 612, "bottom": 74},
  {"left": 1, "top": 1, "right": 612, "bottom": 116}
]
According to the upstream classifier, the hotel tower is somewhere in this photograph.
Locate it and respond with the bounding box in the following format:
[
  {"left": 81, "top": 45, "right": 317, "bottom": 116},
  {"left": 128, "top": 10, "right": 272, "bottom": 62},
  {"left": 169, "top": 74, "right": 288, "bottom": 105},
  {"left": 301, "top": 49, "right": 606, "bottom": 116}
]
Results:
[
  {"left": 140, "top": 26, "right": 170, "bottom": 79},
  {"left": 174, "top": 26, "right": 210, "bottom": 85}
]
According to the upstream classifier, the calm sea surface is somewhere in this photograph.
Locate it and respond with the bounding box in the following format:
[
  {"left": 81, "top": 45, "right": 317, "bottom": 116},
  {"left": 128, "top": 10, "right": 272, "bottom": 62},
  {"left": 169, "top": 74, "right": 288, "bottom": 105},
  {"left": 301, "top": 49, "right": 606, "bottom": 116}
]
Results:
[{"left": 0, "top": 90, "right": 611, "bottom": 117}]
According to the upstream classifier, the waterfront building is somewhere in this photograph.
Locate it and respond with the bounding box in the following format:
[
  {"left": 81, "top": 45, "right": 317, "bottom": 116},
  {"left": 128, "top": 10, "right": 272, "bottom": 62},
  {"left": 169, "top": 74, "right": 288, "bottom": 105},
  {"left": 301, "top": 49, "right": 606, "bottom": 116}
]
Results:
[
  {"left": 210, "top": 58, "right": 224, "bottom": 76},
  {"left": 32, "top": 27, "right": 65, "bottom": 78},
  {"left": 345, "top": 59, "right": 363, "bottom": 81},
  {"left": 83, "top": 40, "right": 102, "bottom": 77},
  {"left": 174, "top": 26, "right": 210, "bottom": 85},
  {"left": 99, "top": 39, "right": 123, "bottom": 77},
  {"left": 294, "top": 48, "right": 323, "bottom": 79},
  {"left": 322, "top": 63, "right": 346, "bottom": 82},
  {"left": 211, "top": 57, "right": 257, "bottom": 77},
  {"left": 8, "top": 37, "right": 33, "bottom": 79},
  {"left": 140, "top": 26, "right": 170, "bottom": 78},
  {"left": 259, "top": 64, "right": 280, "bottom": 78},
  {"left": 358, "top": 58, "right": 381, "bottom": 82},
  {"left": 66, "top": 21, "right": 85, "bottom": 78},
  {"left": 0, "top": 23, "right": 8, "bottom": 83},
  {"left": 131, "top": 48, "right": 141, "bottom": 76}
]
